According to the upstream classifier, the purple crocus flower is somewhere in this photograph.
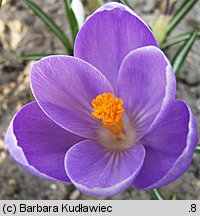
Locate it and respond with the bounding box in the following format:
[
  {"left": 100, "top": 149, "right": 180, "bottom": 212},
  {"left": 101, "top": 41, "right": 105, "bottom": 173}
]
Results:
[{"left": 5, "top": 3, "right": 198, "bottom": 196}]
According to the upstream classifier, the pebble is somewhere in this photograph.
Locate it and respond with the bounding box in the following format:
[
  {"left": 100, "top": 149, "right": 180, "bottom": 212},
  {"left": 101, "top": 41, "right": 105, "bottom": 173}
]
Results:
[
  {"left": 50, "top": 184, "right": 57, "bottom": 190},
  {"left": 8, "top": 178, "right": 17, "bottom": 186},
  {"left": 69, "top": 190, "right": 81, "bottom": 200},
  {"left": 0, "top": 139, "right": 5, "bottom": 150},
  {"left": 196, "top": 181, "right": 200, "bottom": 188},
  {"left": 0, "top": 151, "right": 6, "bottom": 163},
  {"left": 5, "top": 178, "right": 19, "bottom": 196}
]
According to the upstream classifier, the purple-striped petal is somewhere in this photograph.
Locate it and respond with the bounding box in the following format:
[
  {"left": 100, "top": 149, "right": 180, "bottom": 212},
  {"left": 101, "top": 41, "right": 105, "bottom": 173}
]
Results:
[
  {"left": 65, "top": 140, "right": 145, "bottom": 196},
  {"left": 74, "top": 2, "right": 158, "bottom": 89},
  {"left": 117, "top": 46, "right": 176, "bottom": 141},
  {"left": 31, "top": 55, "right": 113, "bottom": 139},
  {"left": 133, "top": 100, "right": 198, "bottom": 189},
  {"left": 4, "top": 102, "right": 83, "bottom": 182}
]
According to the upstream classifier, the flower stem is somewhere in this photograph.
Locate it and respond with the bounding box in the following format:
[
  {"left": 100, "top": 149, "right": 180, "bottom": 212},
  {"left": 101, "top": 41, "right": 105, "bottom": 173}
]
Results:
[{"left": 151, "top": 189, "right": 165, "bottom": 200}]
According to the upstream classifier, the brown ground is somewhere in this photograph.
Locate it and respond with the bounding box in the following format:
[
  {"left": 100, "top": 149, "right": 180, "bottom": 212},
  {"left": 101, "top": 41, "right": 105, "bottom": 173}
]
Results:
[{"left": 0, "top": 0, "right": 200, "bottom": 199}]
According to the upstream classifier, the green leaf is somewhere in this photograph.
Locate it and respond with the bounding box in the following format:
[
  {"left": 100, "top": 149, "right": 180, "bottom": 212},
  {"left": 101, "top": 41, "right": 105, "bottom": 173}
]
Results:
[
  {"left": 167, "top": 0, "right": 198, "bottom": 35},
  {"left": 160, "top": 30, "right": 200, "bottom": 50},
  {"left": 152, "top": 15, "right": 171, "bottom": 45},
  {"left": 63, "top": 0, "right": 79, "bottom": 43},
  {"left": 0, "top": 0, "right": 2, "bottom": 8},
  {"left": 172, "top": 27, "right": 199, "bottom": 75},
  {"left": 151, "top": 189, "right": 164, "bottom": 200},
  {"left": 195, "top": 144, "right": 200, "bottom": 154},
  {"left": 170, "top": 194, "right": 177, "bottom": 200},
  {"left": 23, "top": 0, "right": 73, "bottom": 54},
  {"left": 16, "top": 53, "right": 60, "bottom": 61},
  {"left": 0, "top": 59, "right": 5, "bottom": 65},
  {"left": 119, "top": 0, "right": 132, "bottom": 8}
]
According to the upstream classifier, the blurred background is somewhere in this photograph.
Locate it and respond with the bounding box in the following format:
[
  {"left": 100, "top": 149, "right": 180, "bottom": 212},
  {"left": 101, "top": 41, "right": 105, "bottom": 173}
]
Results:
[{"left": 0, "top": 0, "right": 200, "bottom": 199}]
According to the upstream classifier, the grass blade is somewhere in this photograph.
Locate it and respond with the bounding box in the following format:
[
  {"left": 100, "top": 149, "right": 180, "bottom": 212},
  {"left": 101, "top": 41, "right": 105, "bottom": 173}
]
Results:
[
  {"left": 167, "top": 0, "right": 198, "bottom": 35},
  {"left": 119, "top": 0, "right": 132, "bottom": 8},
  {"left": 161, "top": 30, "right": 200, "bottom": 50},
  {"left": 63, "top": 0, "right": 79, "bottom": 43},
  {"left": 0, "top": 59, "right": 5, "bottom": 65},
  {"left": 170, "top": 194, "right": 177, "bottom": 200},
  {"left": 16, "top": 53, "right": 60, "bottom": 61},
  {"left": 172, "top": 27, "right": 199, "bottom": 75},
  {"left": 195, "top": 144, "right": 200, "bottom": 154},
  {"left": 151, "top": 189, "right": 164, "bottom": 200},
  {"left": 23, "top": 0, "right": 73, "bottom": 54}
]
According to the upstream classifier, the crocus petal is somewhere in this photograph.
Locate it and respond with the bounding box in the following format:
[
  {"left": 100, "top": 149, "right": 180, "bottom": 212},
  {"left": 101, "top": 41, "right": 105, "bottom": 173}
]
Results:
[
  {"left": 65, "top": 140, "right": 145, "bottom": 196},
  {"left": 133, "top": 100, "right": 198, "bottom": 189},
  {"left": 117, "top": 46, "right": 176, "bottom": 141},
  {"left": 74, "top": 2, "right": 158, "bottom": 89},
  {"left": 31, "top": 55, "right": 113, "bottom": 139},
  {"left": 4, "top": 102, "right": 83, "bottom": 182}
]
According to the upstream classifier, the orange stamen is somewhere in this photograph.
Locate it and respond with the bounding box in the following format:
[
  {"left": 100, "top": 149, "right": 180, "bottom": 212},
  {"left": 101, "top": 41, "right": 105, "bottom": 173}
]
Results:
[{"left": 91, "top": 93, "right": 124, "bottom": 135}]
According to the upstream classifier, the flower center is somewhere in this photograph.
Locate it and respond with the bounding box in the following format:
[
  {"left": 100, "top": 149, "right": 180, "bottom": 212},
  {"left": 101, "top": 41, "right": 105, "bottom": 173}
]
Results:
[{"left": 91, "top": 93, "right": 124, "bottom": 135}]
